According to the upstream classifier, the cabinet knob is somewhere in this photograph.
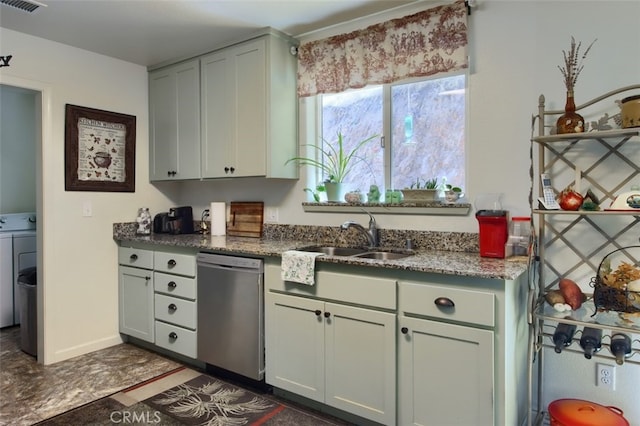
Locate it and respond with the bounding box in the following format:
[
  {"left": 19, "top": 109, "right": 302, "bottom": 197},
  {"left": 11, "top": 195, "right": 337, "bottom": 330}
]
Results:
[
  {"left": 324, "top": 311, "right": 331, "bottom": 318},
  {"left": 145, "top": 276, "right": 151, "bottom": 281},
  {"left": 434, "top": 297, "right": 455, "bottom": 308},
  {"left": 167, "top": 259, "right": 177, "bottom": 267},
  {"left": 168, "top": 281, "right": 177, "bottom": 289},
  {"left": 229, "top": 167, "right": 235, "bottom": 173},
  {"left": 224, "top": 167, "right": 230, "bottom": 173},
  {"left": 401, "top": 327, "right": 409, "bottom": 334},
  {"left": 169, "top": 332, "right": 178, "bottom": 340},
  {"left": 315, "top": 310, "right": 322, "bottom": 316},
  {"left": 168, "top": 303, "right": 177, "bottom": 312},
  {"left": 129, "top": 254, "right": 138, "bottom": 261},
  {"left": 167, "top": 171, "right": 177, "bottom": 177}
]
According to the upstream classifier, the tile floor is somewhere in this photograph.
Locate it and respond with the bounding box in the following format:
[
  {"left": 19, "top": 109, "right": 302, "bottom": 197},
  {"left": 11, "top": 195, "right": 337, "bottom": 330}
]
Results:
[
  {"left": 0, "top": 326, "right": 183, "bottom": 425},
  {"left": 0, "top": 327, "right": 353, "bottom": 426}
]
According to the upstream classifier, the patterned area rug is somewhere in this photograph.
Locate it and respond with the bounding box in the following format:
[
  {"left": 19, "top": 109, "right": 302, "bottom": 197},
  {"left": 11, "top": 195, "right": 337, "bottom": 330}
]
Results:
[
  {"left": 37, "top": 368, "right": 349, "bottom": 425},
  {"left": 144, "top": 375, "right": 283, "bottom": 425}
]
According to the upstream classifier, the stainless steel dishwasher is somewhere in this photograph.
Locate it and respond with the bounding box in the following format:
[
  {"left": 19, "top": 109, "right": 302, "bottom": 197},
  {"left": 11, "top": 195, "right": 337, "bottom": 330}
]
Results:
[{"left": 196, "top": 252, "right": 264, "bottom": 381}]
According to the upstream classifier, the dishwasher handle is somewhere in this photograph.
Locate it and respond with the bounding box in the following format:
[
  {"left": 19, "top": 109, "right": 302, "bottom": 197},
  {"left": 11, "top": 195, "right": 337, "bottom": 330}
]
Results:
[{"left": 197, "top": 252, "right": 263, "bottom": 272}]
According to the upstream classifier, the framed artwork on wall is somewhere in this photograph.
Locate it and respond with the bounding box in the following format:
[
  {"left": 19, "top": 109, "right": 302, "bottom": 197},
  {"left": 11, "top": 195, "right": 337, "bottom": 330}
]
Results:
[{"left": 64, "top": 104, "right": 136, "bottom": 192}]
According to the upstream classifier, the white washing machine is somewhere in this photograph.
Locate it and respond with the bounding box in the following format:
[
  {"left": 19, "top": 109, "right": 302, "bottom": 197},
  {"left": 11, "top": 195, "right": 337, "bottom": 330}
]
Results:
[
  {"left": 0, "top": 233, "right": 13, "bottom": 327},
  {"left": 0, "top": 213, "right": 37, "bottom": 327}
]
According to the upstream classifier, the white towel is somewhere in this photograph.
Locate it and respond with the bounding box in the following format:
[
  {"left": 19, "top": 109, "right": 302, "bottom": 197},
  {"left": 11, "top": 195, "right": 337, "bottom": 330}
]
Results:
[{"left": 281, "top": 250, "right": 324, "bottom": 286}]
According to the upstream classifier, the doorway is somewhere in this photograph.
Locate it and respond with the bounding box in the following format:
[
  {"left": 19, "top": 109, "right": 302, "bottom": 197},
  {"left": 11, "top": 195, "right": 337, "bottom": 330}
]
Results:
[{"left": 0, "top": 77, "right": 48, "bottom": 363}]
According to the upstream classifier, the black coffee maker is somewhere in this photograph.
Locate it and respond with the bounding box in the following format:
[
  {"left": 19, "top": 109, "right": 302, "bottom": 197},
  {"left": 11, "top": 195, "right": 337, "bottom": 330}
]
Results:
[{"left": 153, "top": 206, "right": 194, "bottom": 234}]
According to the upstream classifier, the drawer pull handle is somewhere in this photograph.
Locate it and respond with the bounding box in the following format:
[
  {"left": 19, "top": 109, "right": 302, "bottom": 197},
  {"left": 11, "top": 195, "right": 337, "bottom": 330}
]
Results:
[
  {"left": 129, "top": 254, "right": 138, "bottom": 261},
  {"left": 168, "top": 281, "right": 177, "bottom": 289},
  {"left": 401, "top": 327, "right": 409, "bottom": 334},
  {"left": 168, "top": 303, "right": 177, "bottom": 312},
  {"left": 167, "top": 259, "right": 177, "bottom": 267},
  {"left": 434, "top": 297, "right": 455, "bottom": 308},
  {"left": 314, "top": 310, "right": 322, "bottom": 317},
  {"left": 324, "top": 311, "right": 331, "bottom": 318},
  {"left": 169, "top": 332, "right": 178, "bottom": 340}
]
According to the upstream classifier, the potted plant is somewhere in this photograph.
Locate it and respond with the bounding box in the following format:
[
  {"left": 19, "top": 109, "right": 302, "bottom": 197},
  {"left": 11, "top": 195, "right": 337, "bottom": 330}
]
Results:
[
  {"left": 401, "top": 177, "right": 440, "bottom": 202},
  {"left": 286, "top": 132, "right": 379, "bottom": 202},
  {"left": 444, "top": 184, "right": 464, "bottom": 203}
]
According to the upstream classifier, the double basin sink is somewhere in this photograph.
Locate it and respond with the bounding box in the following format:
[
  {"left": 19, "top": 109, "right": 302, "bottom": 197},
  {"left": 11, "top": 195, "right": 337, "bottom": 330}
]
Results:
[{"left": 299, "top": 245, "right": 413, "bottom": 260}]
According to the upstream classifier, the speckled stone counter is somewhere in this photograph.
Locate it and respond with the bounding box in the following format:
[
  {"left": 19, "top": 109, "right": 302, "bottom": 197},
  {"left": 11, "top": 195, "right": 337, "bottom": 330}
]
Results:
[{"left": 113, "top": 223, "right": 529, "bottom": 281}]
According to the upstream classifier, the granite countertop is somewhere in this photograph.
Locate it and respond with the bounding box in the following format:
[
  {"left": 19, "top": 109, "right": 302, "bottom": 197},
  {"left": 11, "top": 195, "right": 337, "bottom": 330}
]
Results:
[{"left": 114, "top": 227, "right": 529, "bottom": 281}]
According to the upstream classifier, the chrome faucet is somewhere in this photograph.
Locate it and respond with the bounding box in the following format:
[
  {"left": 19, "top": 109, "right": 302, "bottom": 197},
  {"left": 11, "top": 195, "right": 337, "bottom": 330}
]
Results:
[{"left": 341, "top": 210, "right": 379, "bottom": 247}]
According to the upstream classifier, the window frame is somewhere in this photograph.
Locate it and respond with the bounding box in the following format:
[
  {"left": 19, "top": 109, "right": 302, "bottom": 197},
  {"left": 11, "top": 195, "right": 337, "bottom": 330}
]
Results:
[{"left": 316, "top": 70, "right": 468, "bottom": 195}]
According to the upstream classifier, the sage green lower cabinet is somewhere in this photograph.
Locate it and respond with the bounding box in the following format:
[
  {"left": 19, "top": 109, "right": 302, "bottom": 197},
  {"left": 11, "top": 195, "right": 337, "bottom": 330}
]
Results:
[
  {"left": 265, "top": 260, "right": 528, "bottom": 426},
  {"left": 265, "top": 262, "right": 396, "bottom": 425},
  {"left": 397, "top": 274, "right": 528, "bottom": 426},
  {"left": 398, "top": 283, "right": 495, "bottom": 426},
  {"left": 118, "top": 245, "right": 197, "bottom": 358},
  {"left": 118, "top": 247, "right": 155, "bottom": 342}
]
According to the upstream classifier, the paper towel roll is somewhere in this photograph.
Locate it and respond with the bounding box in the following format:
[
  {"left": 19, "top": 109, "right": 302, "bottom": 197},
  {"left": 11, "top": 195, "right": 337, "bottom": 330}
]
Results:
[{"left": 210, "top": 202, "right": 226, "bottom": 236}]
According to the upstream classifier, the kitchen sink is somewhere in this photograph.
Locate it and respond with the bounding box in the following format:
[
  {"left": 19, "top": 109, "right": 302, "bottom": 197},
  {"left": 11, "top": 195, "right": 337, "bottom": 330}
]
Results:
[
  {"left": 353, "top": 251, "right": 412, "bottom": 260},
  {"left": 298, "top": 246, "right": 369, "bottom": 256},
  {"left": 298, "top": 245, "right": 413, "bottom": 260}
]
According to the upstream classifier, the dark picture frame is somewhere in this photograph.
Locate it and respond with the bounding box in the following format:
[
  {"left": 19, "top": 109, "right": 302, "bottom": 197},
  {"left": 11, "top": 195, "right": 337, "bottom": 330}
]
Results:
[{"left": 65, "top": 104, "right": 136, "bottom": 192}]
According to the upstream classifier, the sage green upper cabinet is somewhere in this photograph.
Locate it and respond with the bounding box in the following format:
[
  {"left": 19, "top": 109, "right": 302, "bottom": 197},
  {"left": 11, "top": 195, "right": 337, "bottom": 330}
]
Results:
[
  {"left": 149, "top": 59, "right": 201, "bottom": 181},
  {"left": 201, "top": 33, "right": 298, "bottom": 179}
]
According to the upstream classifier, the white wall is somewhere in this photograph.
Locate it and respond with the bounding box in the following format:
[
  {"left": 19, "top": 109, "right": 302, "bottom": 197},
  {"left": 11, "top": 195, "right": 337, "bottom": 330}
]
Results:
[
  {"left": 1, "top": 0, "right": 639, "bottom": 422},
  {"left": 177, "top": 2, "right": 640, "bottom": 422},
  {"left": 0, "top": 28, "right": 177, "bottom": 364}
]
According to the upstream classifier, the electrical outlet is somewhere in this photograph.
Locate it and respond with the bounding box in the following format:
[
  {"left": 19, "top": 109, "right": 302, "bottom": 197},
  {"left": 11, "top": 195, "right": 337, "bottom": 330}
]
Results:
[
  {"left": 596, "top": 363, "right": 615, "bottom": 390},
  {"left": 265, "top": 207, "right": 279, "bottom": 223}
]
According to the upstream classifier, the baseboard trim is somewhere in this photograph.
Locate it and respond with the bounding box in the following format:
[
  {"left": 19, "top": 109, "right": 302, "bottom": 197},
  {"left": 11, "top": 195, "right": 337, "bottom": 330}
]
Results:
[{"left": 48, "top": 334, "right": 123, "bottom": 364}]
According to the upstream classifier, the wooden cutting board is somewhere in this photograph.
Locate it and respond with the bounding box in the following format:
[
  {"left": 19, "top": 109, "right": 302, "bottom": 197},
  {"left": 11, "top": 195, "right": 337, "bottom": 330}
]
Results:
[{"left": 227, "top": 202, "right": 264, "bottom": 238}]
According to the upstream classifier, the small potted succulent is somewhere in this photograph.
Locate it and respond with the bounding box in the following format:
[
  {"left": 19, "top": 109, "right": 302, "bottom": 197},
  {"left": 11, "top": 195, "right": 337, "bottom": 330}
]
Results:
[
  {"left": 303, "top": 184, "right": 326, "bottom": 202},
  {"left": 401, "top": 177, "right": 439, "bottom": 202},
  {"left": 444, "top": 184, "right": 464, "bottom": 203}
]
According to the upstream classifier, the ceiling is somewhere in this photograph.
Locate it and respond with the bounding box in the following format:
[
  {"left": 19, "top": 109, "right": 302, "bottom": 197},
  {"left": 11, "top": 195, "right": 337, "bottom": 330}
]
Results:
[{"left": 0, "top": 0, "right": 418, "bottom": 68}]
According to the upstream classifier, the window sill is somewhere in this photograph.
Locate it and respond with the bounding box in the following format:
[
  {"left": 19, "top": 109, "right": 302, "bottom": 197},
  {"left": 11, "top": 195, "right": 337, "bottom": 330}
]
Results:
[{"left": 302, "top": 202, "right": 471, "bottom": 215}]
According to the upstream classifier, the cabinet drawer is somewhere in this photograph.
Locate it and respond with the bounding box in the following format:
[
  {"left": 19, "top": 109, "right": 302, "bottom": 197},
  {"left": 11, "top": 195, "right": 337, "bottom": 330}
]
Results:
[
  {"left": 154, "top": 251, "right": 196, "bottom": 276},
  {"left": 154, "top": 272, "right": 196, "bottom": 300},
  {"left": 154, "top": 293, "right": 197, "bottom": 329},
  {"left": 155, "top": 321, "right": 197, "bottom": 358},
  {"left": 118, "top": 247, "right": 153, "bottom": 269},
  {"left": 399, "top": 282, "right": 495, "bottom": 327},
  {"left": 266, "top": 264, "right": 396, "bottom": 310}
]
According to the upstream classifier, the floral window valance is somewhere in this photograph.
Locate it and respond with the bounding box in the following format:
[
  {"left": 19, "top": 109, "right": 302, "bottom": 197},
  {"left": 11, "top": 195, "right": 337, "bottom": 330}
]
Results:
[{"left": 297, "top": 0, "right": 468, "bottom": 98}]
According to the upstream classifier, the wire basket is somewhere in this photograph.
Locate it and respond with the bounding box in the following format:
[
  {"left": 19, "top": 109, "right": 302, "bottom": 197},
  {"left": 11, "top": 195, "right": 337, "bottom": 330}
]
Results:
[{"left": 591, "top": 246, "right": 640, "bottom": 313}]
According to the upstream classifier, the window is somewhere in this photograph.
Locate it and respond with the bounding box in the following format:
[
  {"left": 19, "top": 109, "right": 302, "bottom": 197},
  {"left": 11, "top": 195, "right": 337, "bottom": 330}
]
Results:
[{"left": 321, "top": 72, "right": 466, "bottom": 196}]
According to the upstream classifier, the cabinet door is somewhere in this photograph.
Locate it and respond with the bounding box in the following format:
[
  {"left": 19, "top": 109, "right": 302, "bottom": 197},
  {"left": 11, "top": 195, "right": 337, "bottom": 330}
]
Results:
[
  {"left": 265, "top": 292, "right": 325, "bottom": 402},
  {"left": 398, "top": 316, "right": 494, "bottom": 426},
  {"left": 325, "top": 302, "right": 396, "bottom": 425},
  {"left": 119, "top": 266, "right": 154, "bottom": 342},
  {"left": 201, "top": 50, "right": 232, "bottom": 178},
  {"left": 201, "top": 38, "right": 267, "bottom": 178},
  {"left": 149, "top": 59, "right": 200, "bottom": 181},
  {"left": 232, "top": 38, "right": 266, "bottom": 177}
]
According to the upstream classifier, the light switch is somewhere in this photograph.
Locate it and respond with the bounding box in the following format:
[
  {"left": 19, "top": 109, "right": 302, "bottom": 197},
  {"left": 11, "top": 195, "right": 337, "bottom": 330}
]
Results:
[{"left": 82, "top": 201, "right": 92, "bottom": 217}]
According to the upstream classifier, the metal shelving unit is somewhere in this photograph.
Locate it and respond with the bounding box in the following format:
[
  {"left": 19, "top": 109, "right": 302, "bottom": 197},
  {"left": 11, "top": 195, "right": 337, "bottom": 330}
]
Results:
[{"left": 527, "top": 85, "right": 640, "bottom": 426}]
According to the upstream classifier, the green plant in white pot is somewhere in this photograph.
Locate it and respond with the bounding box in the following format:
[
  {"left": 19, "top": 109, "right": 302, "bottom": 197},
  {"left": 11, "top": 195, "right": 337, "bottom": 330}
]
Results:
[{"left": 286, "top": 132, "right": 378, "bottom": 202}]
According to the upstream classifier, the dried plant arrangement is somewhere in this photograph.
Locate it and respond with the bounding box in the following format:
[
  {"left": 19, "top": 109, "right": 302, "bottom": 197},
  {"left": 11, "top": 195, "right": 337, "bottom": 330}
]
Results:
[{"left": 557, "top": 36, "right": 597, "bottom": 92}]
